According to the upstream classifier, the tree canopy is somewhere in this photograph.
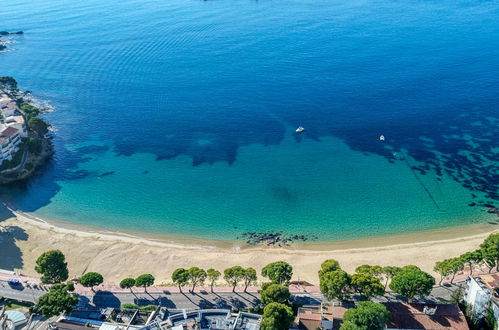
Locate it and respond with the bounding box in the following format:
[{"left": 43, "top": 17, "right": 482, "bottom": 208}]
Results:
[
  {"left": 389, "top": 266, "right": 435, "bottom": 302},
  {"left": 135, "top": 274, "right": 155, "bottom": 290},
  {"left": 260, "top": 302, "right": 294, "bottom": 330},
  {"left": 351, "top": 273, "right": 385, "bottom": 299},
  {"left": 460, "top": 250, "right": 482, "bottom": 275},
  {"left": 242, "top": 267, "right": 257, "bottom": 292},
  {"left": 0, "top": 76, "right": 18, "bottom": 90},
  {"left": 32, "top": 283, "right": 78, "bottom": 318},
  {"left": 188, "top": 267, "right": 207, "bottom": 292},
  {"left": 28, "top": 117, "right": 49, "bottom": 136},
  {"left": 355, "top": 265, "right": 383, "bottom": 279},
  {"left": 224, "top": 266, "right": 246, "bottom": 292},
  {"left": 319, "top": 269, "right": 351, "bottom": 301},
  {"left": 318, "top": 259, "right": 341, "bottom": 277},
  {"left": 434, "top": 260, "right": 452, "bottom": 285},
  {"left": 206, "top": 268, "right": 221, "bottom": 292},
  {"left": 480, "top": 233, "right": 499, "bottom": 272},
  {"left": 172, "top": 268, "right": 190, "bottom": 292},
  {"left": 382, "top": 266, "right": 402, "bottom": 289},
  {"left": 119, "top": 278, "right": 136, "bottom": 291},
  {"left": 341, "top": 301, "right": 391, "bottom": 330},
  {"left": 35, "top": 250, "right": 69, "bottom": 284},
  {"left": 261, "top": 261, "right": 293, "bottom": 285},
  {"left": 79, "top": 272, "right": 103, "bottom": 290},
  {"left": 260, "top": 283, "right": 290, "bottom": 305}
]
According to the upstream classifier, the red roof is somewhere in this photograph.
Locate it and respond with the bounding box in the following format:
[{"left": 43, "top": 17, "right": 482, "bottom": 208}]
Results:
[
  {"left": 1, "top": 126, "right": 19, "bottom": 137},
  {"left": 385, "top": 303, "right": 469, "bottom": 330}
]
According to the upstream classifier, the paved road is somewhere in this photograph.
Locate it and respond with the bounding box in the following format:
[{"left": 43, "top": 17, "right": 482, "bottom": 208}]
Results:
[
  {"left": 0, "top": 278, "right": 462, "bottom": 310},
  {"left": 0, "top": 280, "right": 45, "bottom": 303}
]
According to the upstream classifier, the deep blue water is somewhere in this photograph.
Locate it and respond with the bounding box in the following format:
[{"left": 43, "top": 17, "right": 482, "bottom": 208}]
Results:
[{"left": 0, "top": 0, "right": 498, "bottom": 243}]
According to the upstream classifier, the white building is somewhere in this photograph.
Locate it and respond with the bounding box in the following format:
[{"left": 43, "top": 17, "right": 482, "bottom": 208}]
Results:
[
  {"left": 4, "top": 115, "right": 27, "bottom": 137},
  {"left": 0, "top": 126, "right": 22, "bottom": 162},
  {"left": 0, "top": 95, "right": 27, "bottom": 138},
  {"left": 465, "top": 274, "right": 499, "bottom": 324}
]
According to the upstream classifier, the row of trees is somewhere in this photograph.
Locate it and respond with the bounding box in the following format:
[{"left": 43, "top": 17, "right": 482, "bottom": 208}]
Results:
[
  {"left": 319, "top": 260, "right": 435, "bottom": 303},
  {"left": 434, "top": 233, "right": 499, "bottom": 285}
]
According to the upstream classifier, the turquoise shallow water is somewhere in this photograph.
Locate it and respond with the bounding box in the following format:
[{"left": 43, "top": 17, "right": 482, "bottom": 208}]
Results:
[{"left": 0, "top": 0, "right": 497, "bottom": 243}]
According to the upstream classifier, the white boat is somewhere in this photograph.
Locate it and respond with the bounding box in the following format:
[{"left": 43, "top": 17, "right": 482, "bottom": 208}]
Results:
[
  {"left": 379, "top": 135, "right": 385, "bottom": 141},
  {"left": 296, "top": 126, "right": 305, "bottom": 133}
]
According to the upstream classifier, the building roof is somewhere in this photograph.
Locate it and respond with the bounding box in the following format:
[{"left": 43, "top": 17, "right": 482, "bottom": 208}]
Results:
[
  {"left": 293, "top": 306, "right": 339, "bottom": 330},
  {"left": 51, "top": 320, "right": 98, "bottom": 330},
  {"left": 5, "top": 115, "right": 24, "bottom": 124},
  {"left": 385, "top": 303, "right": 469, "bottom": 330},
  {"left": 5, "top": 310, "right": 27, "bottom": 325},
  {"left": 1, "top": 126, "right": 19, "bottom": 137},
  {"left": 1, "top": 101, "right": 17, "bottom": 111}
]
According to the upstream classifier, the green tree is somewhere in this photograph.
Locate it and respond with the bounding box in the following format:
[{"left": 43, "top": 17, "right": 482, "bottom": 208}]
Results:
[
  {"left": 188, "top": 267, "right": 207, "bottom": 292},
  {"left": 434, "top": 260, "right": 452, "bottom": 286},
  {"left": 382, "top": 266, "right": 402, "bottom": 289},
  {"left": 319, "top": 269, "right": 351, "bottom": 301},
  {"left": 172, "top": 268, "right": 189, "bottom": 293},
  {"left": 341, "top": 301, "right": 391, "bottom": 330},
  {"left": 340, "top": 321, "right": 365, "bottom": 330},
  {"left": 0, "top": 76, "right": 18, "bottom": 90},
  {"left": 261, "top": 261, "right": 293, "bottom": 285},
  {"left": 242, "top": 267, "right": 257, "bottom": 292},
  {"left": 28, "top": 117, "right": 49, "bottom": 136},
  {"left": 447, "top": 258, "right": 464, "bottom": 284},
  {"left": 35, "top": 250, "right": 69, "bottom": 284},
  {"left": 480, "top": 233, "right": 499, "bottom": 272},
  {"left": 135, "top": 274, "right": 155, "bottom": 292},
  {"left": 224, "top": 266, "right": 246, "bottom": 292},
  {"left": 389, "top": 266, "right": 435, "bottom": 302},
  {"left": 351, "top": 273, "right": 385, "bottom": 299},
  {"left": 20, "top": 103, "right": 40, "bottom": 120},
  {"left": 206, "top": 269, "right": 221, "bottom": 292},
  {"left": 32, "top": 283, "right": 78, "bottom": 318},
  {"left": 260, "top": 283, "right": 290, "bottom": 305},
  {"left": 355, "top": 265, "right": 383, "bottom": 279},
  {"left": 79, "top": 272, "right": 103, "bottom": 292},
  {"left": 460, "top": 250, "right": 482, "bottom": 275},
  {"left": 318, "top": 259, "right": 341, "bottom": 277},
  {"left": 260, "top": 302, "right": 294, "bottom": 330},
  {"left": 119, "top": 278, "right": 136, "bottom": 292}
]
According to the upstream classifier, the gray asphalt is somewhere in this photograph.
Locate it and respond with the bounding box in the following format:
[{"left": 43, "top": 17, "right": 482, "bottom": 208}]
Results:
[{"left": 0, "top": 279, "right": 460, "bottom": 310}]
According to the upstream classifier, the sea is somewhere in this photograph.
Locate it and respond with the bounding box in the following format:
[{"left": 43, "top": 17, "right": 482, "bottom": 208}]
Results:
[{"left": 0, "top": 0, "right": 498, "bottom": 244}]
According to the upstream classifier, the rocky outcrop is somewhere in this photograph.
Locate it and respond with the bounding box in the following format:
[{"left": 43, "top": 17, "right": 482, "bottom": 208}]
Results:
[{"left": 0, "top": 31, "right": 23, "bottom": 36}]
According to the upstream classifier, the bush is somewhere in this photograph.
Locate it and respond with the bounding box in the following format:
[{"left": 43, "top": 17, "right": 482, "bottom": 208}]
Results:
[
  {"left": 121, "top": 303, "right": 139, "bottom": 310},
  {"left": 27, "top": 138, "right": 42, "bottom": 155}
]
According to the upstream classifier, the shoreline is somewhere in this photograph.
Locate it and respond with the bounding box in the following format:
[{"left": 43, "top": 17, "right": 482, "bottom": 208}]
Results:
[
  {"left": 10, "top": 206, "right": 499, "bottom": 251},
  {"left": 1, "top": 206, "right": 497, "bottom": 285}
]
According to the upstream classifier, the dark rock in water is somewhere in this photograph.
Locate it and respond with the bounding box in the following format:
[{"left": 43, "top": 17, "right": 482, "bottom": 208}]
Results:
[
  {"left": 98, "top": 171, "right": 115, "bottom": 178},
  {"left": 239, "top": 231, "right": 318, "bottom": 247},
  {"left": 0, "top": 45, "right": 6, "bottom": 51},
  {"left": 0, "top": 31, "right": 23, "bottom": 36},
  {"left": 143, "top": 170, "right": 149, "bottom": 174},
  {"left": 484, "top": 203, "right": 495, "bottom": 208},
  {"left": 487, "top": 208, "right": 498, "bottom": 214},
  {"left": 468, "top": 202, "right": 476, "bottom": 207}
]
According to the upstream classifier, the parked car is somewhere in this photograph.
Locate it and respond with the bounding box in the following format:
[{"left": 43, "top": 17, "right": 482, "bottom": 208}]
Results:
[{"left": 8, "top": 278, "right": 21, "bottom": 285}]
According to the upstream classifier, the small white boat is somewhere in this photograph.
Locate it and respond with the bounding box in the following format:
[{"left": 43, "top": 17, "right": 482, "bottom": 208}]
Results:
[
  {"left": 296, "top": 126, "right": 305, "bottom": 133},
  {"left": 379, "top": 135, "right": 385, "bottom": 141}
]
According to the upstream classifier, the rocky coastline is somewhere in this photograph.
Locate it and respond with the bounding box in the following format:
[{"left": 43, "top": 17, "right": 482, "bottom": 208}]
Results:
[{"left": 0, "top": 77, "right": 54, "bottom": 184}]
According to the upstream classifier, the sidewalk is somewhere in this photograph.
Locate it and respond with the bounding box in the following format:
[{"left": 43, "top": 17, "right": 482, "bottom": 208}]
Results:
[{"left": 72, "top": 283, "right": 321, "bottom": 295}]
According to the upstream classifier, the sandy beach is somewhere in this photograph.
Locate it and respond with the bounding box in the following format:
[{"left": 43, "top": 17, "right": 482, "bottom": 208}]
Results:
[{"left": 1, "top": 205, "right": 497, "bottom": 286}]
